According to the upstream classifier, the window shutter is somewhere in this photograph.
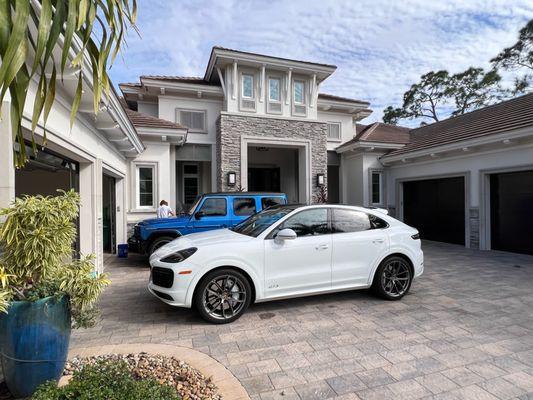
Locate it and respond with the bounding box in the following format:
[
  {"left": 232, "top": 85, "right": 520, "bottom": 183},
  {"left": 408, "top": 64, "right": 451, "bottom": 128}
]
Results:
[{"left": 178, "top": 110, "right": 206, "bottom": 131}]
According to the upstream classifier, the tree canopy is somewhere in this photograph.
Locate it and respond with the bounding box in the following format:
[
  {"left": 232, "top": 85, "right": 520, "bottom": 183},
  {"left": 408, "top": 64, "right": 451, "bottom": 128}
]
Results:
[
  {"left": 384, "top": 18, "right": 532, "bottom": 125},
  {"left": 383, "top": 68, "right": 503, "bottom": 124}
]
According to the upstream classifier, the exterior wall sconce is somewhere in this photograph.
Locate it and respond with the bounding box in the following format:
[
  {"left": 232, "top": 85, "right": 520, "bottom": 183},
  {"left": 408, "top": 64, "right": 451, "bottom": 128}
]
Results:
[
  {"left": 227, "top": 171, "right": 236, "bottom": 186},
  {"left": 317, "top": 173, "right": 325, "bottom": 187}
]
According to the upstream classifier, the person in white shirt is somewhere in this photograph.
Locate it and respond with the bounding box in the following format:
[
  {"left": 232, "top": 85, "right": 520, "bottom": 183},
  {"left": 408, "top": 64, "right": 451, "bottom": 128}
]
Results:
[{"left": 157, "top": 200, "right": 174, "bottom": 218}]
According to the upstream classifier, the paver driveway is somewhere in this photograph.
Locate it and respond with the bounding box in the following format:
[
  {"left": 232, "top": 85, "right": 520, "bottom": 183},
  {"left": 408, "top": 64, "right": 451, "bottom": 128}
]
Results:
[{"left": 72, "top": 241, "right": 533, "bottom": 399}]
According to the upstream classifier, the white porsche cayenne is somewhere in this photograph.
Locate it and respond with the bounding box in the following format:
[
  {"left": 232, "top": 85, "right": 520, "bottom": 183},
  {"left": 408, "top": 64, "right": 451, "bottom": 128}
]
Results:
[{"left": 148, "top": 204, "right": 424, "bottom": 324}]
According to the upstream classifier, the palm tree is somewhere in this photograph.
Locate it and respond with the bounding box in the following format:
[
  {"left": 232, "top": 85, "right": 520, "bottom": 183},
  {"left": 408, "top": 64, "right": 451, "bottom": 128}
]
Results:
[{"left": 0, "top": 0, "right": 137, "bottom": 167}]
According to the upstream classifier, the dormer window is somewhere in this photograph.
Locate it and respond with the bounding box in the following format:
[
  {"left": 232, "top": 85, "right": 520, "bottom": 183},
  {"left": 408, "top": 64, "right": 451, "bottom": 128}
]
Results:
[
  {"left": 240, "top": 72, "right": 256, "bottom": 111},
  {"left": 294, "top": 80, "right": 305, "bottom": 104},
  {"left": 269, "top": 77, "right": 281, "bottom": 102},
  {"left": 267, "top": 76, "right": 282, "bottom": 114},
  {"left": 242, "top": 74, "right": 254, "bottom": 99},
  {"left": 293, "top": 79, "right": 307, "bottom": 116}
]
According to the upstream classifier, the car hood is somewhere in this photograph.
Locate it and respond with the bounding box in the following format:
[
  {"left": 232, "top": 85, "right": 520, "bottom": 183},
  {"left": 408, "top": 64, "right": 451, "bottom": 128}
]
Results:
[
  {"left": 140, "top": 214, "right": 190, "bottom": 229},
  {"left": 151, "top": 228, "right": 254, "bottom": 260}
]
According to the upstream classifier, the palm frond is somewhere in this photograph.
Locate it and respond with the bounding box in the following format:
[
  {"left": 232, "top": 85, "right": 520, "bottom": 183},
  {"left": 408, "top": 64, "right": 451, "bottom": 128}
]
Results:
[{"left": 0, "top": 0, "right": 137, "bottom": 167}]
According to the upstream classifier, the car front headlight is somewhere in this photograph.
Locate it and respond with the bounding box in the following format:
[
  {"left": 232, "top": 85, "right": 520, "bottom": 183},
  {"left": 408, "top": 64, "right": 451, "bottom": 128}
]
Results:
[{"left": 160, "top": 247, "right": 197, "bottom": 263}]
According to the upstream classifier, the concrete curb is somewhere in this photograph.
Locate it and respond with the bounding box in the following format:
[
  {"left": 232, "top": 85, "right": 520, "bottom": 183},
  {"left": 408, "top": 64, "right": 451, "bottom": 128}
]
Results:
[{"left": 65, "top": 343, "right": 250, "bottom": 400}]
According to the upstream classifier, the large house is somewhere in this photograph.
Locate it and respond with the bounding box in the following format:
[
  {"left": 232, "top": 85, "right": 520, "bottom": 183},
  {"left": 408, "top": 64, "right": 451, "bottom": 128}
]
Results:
[{"left": 1, "top": 46, "right": 532, "bottom": 273}]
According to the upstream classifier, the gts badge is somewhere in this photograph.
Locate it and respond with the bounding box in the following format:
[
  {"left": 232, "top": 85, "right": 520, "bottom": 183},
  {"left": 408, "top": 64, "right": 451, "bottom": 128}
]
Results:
[{"left": 268, "top": 283, "right": 279, "bottom": 289}]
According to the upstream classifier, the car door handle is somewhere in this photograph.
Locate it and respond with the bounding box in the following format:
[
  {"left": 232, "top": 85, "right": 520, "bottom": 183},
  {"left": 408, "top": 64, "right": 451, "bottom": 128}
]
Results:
[
  {"left": 373, "top": 239, "right": 385, "bottom": 244},
  {"left": 315, "top": 244, "right": 329, "bottom": 250}
]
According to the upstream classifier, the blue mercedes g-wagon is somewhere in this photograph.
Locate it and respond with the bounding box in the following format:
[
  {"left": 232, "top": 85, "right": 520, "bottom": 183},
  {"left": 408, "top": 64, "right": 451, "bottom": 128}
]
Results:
[{"left": 129, "top": 192, "right": 287, "bottom": 255}]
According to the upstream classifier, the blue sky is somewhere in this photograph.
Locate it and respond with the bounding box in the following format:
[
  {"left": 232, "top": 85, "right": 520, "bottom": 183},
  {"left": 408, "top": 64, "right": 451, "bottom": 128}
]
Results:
[{"left": 110, "top": 0, "right": 533, "bottom": 125}]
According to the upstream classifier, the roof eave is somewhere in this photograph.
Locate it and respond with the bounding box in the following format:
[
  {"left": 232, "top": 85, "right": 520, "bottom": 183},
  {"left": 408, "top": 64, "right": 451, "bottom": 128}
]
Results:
[
  {"left": 139, "top": 77, "right": 223, "bottom": 96},
  {"left": 204, "top": 47, "right": 337, "bottom": 82},
  {"left": 336, "top": 140, "right": 406, "bottom": 154},
  {"left": 380, "top": 126, "right": 533, "bottom": 164}
]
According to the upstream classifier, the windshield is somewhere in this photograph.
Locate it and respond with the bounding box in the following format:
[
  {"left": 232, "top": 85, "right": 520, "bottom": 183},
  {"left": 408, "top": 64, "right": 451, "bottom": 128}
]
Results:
[
  {"left": 187, "top": 196, "right": 203, "bottom": 216},
  {"left": 232, "top": 206, "right": 297, "bottom": 237}
]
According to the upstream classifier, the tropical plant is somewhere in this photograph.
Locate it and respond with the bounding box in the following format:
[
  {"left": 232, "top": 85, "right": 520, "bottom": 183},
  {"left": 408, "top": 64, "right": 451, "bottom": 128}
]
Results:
[
  {"left": 32, "top": 360, "right": 181, "bottom": 400},
  {"left": 0, "top": 0, "right": 137, "bottom": 168},
  {"left": 0, "top": 190, "right": 109, "bottom": 328},
  {"left": 314, "top": 185, "right": 328, "bottom": 204}
]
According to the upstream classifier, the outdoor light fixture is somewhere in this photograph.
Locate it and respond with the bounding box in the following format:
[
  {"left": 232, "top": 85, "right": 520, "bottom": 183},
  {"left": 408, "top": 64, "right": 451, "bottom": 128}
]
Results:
[
  {"left": 227, "top": 171, "right": 236, "bottom": 186},
  {"left": 317, "top": 173, "right": 325, "bottom": 186}
]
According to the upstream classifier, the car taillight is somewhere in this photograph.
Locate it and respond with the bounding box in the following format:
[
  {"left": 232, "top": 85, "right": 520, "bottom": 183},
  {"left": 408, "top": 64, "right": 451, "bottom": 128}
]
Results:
[{"left": 411, "top": 233, "right": 420, "bottom": 240}]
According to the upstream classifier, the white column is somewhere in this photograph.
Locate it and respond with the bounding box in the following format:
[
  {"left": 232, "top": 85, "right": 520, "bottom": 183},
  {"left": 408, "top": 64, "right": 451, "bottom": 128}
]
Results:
[
  {"left": 232, "top": 61, "right": 238, "bottom": 100},
  {"left": 94, "top": 159, "right": 104, "bottom": 271},
  {"left": 259, "top": 64, "right": 265, "bottom": 103},
  {"left": 0, "top": 101, "right": 15, "bottom": 209},
  {"left": 115, "top": 177, "right": 126, "bottom": 248},
  {"left": 211, "top": 144, "right": 217, "bottom": 191}
]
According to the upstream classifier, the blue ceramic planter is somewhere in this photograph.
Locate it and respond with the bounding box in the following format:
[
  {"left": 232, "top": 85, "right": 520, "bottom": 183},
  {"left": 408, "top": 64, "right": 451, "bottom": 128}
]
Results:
[{"left": 0, "top": 296, "right": 71, "bottom": 398}]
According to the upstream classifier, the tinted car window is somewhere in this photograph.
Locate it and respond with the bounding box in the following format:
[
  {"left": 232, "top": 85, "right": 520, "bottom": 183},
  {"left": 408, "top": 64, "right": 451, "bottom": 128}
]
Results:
[
  {"left": 199, "top": 198, "right": 226, "bottom": 216},
  {"left": 233, "top": 198, "right": 256, "bottom": 216},
  {"left": 369, "top": 214, "right": 388, "bottom": 229},
  {"left": 332, "top": 209, "right": 371, "bottom": 233},
  {"left": 261, "top": 197, "right": 285, "bottom": 209},
  {"left": 282, "top": 209, "right": 329, "bottom": 237}
]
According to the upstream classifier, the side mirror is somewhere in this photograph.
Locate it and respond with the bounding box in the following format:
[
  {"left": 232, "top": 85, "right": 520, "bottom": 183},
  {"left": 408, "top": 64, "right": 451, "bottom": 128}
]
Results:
[
  {"left": 194, "top": 211, "right": 204, "bottom": 220},
  {"left": 275, "top": 228, "right": 297, "bottom": 242}
]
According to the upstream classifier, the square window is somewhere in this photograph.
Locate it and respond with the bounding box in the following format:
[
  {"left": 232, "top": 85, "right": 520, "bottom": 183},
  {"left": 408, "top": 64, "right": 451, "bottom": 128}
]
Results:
[{"left": 327, "top": 123, "right": 341, "bottom": 140}]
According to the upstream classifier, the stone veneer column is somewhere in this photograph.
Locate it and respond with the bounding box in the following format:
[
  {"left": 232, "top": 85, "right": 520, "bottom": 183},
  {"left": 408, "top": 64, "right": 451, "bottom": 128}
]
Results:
[
  {"left": 469, "top": 207, "right": 480, "bottom": 249},
  {"left": 216, "top": 114, "right": 327, "bottom": 203}
]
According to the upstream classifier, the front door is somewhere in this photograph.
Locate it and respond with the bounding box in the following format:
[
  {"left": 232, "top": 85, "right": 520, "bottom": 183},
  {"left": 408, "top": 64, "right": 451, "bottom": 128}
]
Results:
[
  {"left": 191, "top": 197, "right": 230, "bottom": 232},
  {"left": 264, "top": 208, "right": 332, "bottom": 298},
  {"left": 331, "top": 209, "right": 388, "bottom": 288}
]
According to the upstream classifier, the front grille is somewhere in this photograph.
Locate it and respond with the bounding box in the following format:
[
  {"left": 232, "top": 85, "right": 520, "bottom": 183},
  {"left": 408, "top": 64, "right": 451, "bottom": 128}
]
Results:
[
  {"left": 152, "top": 290, "right": 173, "bottom": 301},
  {"left": 151, "top": 267, "right": 174, "bottom": 288}
]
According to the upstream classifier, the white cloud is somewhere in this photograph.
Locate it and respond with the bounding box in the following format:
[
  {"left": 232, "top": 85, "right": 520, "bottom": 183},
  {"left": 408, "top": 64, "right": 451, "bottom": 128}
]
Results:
[{"left": 111, "top": 0, "right": 533, "bottom": 125}]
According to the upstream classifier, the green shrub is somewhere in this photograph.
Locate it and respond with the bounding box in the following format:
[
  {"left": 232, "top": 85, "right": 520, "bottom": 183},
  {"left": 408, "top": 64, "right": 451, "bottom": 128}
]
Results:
[
  {"left": 32, "top": 360, "right": 181, "bottom": 400},
  {"left": 0, "top": 190, "right": 109, "bottom": 327}
]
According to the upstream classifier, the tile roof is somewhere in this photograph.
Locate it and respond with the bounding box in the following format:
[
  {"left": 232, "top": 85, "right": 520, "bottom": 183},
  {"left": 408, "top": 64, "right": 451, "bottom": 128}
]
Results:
[
  {"left": 385, "top": 92, "right": 533, "bottom": 157},
  {"left": 119, "top": 99, "right": 186, "bottom": 130},
  {"left": 337, "top": 122, "right": 411, "bottom": 151},
  {"left": 318, "top": 93, "right": 370, "bottom": 105}
]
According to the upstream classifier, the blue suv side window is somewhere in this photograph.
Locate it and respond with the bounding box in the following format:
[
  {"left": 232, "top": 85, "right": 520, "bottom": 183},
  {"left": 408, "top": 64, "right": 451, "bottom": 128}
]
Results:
[
  {"left": 199, "top": 198, "right": 227, "bottom": 216},
  {"left": 261, "top": 197, "right": 285, "bottom": 209},
  {"left": 233, "top": 198, "right": 256, "bottom": 216}
]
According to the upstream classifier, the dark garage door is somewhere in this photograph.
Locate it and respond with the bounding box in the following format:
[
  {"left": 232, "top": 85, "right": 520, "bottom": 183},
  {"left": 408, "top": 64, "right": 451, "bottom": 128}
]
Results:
[
  {"left": 403, "top": 177, "right": 465, "bottom": 245},
  {"left": 490, "top": 170, "right": 533, "bottom": 255}
]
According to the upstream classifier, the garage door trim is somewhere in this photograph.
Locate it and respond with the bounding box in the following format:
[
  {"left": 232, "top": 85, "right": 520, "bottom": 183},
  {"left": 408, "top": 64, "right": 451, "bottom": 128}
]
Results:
[
  {"left": 480, "top": 165, "right": 533, "bottom": 252},
  {"left": 396, "top": 171, "right": 470, "bottom": 247}
]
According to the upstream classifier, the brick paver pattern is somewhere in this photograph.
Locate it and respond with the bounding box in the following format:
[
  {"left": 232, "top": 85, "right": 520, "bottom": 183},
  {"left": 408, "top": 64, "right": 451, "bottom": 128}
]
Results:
[{"left": 72, "top": 242, "right": 533, "bottom": 399}]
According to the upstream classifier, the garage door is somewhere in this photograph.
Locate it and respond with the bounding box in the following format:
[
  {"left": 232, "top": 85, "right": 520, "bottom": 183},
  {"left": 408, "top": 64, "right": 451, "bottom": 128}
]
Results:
[
  {"left": 490, "top": 170, "right": 533, "bottom": 255},
  {"left": 403, "top": 177, "right": 465, "bottom": 245}
]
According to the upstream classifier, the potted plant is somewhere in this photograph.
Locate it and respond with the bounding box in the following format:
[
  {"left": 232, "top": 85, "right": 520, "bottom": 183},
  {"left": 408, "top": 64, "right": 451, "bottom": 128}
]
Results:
[{"left": 0, "top": 190, "right": 109, "bottom": 398}]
